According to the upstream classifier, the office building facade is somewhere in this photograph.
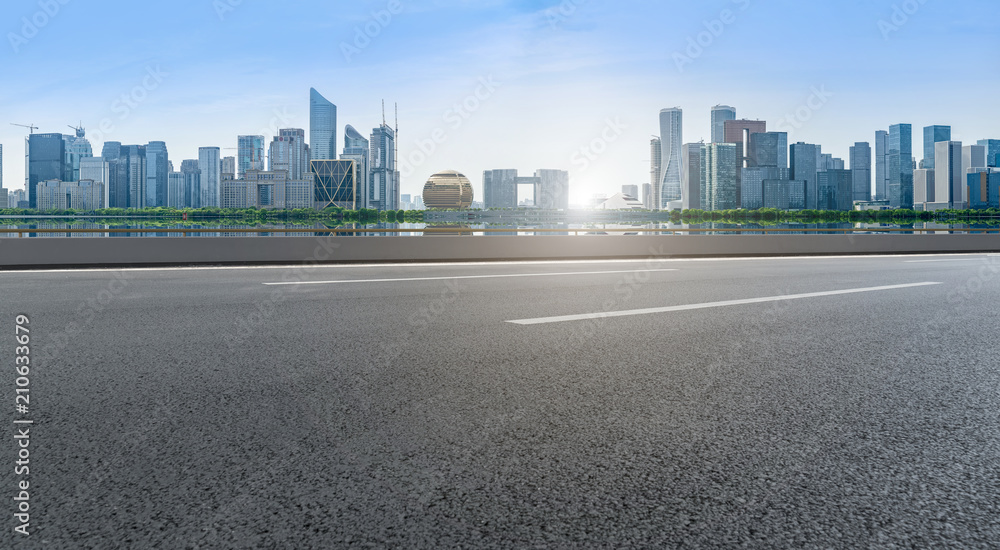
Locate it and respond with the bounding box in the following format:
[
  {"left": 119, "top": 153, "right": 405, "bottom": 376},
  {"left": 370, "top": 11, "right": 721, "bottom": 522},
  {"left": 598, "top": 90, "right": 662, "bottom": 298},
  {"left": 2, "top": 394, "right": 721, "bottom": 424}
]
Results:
[
  {"left": 649, "top": 137, "right": 662, "bottom": 210},
  {"left": 237, "top": 135, "right": 266, "bottom": 178},
  {"left": 913, "top": 169, "right": 935, "bottom": 207},
  {"left": 146, "top": 141, "right": 169, "bottom": 208},
  {"left": 268, "top": 129, "right": 309, "bottom": 181},
  {"left": 312, "top": 159, "right": 355, "bottom": 209},
  {"left": 888, "top": 124, "right": 913, "bottom": 209},
  {"left": 700, "top": 143, "right": 739, "bottom": 210},
  {"left": 658, "top": 108, "right": 683, "bottom": 209},
  {"left": 711, "top": 105, "right": 736, "bottom": 144},
  {"left": 62, "top": 130, "right": 93, "bottom": 183},
  {"left": 28, "top": 133, "right": 65, "bottom": 209},
  {"left": 167, "top": 172, "right": 185, "bottom": 208},
  {"left": 80, "top": 157, "right": 111, "bottom": 210},
  {"left": 968, "top": 171, "right": 1000, "bottom": 209},
  {"left": 849, "top": 142, "right": 872, "bottom": 203},
  {"left": 681, "top": 143, "right": 701, "bottom": 210},
  {"left": 790, "top": 142, "right": 820, "bottom": 210},
  {"left": 36, "top": 179, "right": 103, "bottom": 211},
  {"left": 875, "top": 130, "right": 889, "bottom": 201},
  {"left": 818, "top": 169, "right": 853, "bottom": 211},
  {"left": 181, "top": 160, "right": 201, "bottom": 208},
  {"left": 935, "top": 141, "right": 964, "bottom": 209},
  {"left": 342, "top": 125, "right": 370, "bottom": 209},
  {"left": 923, "top": 125, "right": 951, "bottom": 169},
  {"left": 198, "top": 147, "right": 221, "bottom": 208},
  {"left": 369, "top": 124, "right": 399, "bottom": 211},
  {"left": 977, "top": 139, "right": 1000, "bottom": 167},
  {"left": 309, "top": 88, "right": 337, "bottom": 162}
]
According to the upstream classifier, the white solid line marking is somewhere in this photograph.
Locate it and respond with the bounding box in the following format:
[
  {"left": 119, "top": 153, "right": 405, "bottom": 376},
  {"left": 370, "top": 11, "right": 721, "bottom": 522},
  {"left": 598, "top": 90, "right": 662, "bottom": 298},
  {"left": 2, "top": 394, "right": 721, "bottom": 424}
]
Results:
[
  {"left": 262, "top": 269, "right": 679, "bottom": 286},
  {"left": 507, "top": 282, "right": 943, "bottom": 326}
]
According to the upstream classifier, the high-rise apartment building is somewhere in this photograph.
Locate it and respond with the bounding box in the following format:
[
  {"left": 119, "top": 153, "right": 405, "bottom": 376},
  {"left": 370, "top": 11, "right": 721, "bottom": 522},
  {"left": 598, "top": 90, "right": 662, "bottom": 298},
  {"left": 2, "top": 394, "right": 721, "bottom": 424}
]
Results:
[
  {"left": 28, "top": 133, "right": 65, "bottom": 209},
  {"left": 268, "top": 129, "right": 309, "bottom": 181},
  {"left": 198, "top": 147, "right": 221, "bottom": 208},
  {"left": 849, "top": 142, "right": 872, "bottom": 203},
  {"left": 237, "top": 135, "right": 266, "bottom": 178},
  {"left": 369, "top": 124, "right": 399, "bottom": 211},
  {"left": 923, "top": 125, "right": 951, "bottom": 169},
  {"left": 145, "top": 141, "right": 169, "bottom": 208},
  {"left": 681, "top": 143, "right": 702, "bottom": 210},
  {"left": 710, "top": 105, "right": 736, "bottom": 144},
  {"left": 875, "top": 130, "right": 889, "bottom": 201},
  {"left": 309, "top": 88, "right": 337, "bottom": 162},
  {"left": 342, "top": 125, "right": 370, "bottom": 208},
  {"left": 658, "top": 108, "right": 683, "bottom": 209},
  {"left": 934, "top": 141, "right": 963, "bottom": 209},
  {"left": 700, "top": 143, "right": 739, "bottom": 210},
  {"left": 221, "top": 156, "right": 236, "bottom": 177},
  {"left": 790, "top": 142, "right": 820, "bottom": 210},
  {"left": 35, "top": 179, "right": 103, "bottom": 211},
  {"left": 888, "top": 124, "right": 913, "bottom": 209}
]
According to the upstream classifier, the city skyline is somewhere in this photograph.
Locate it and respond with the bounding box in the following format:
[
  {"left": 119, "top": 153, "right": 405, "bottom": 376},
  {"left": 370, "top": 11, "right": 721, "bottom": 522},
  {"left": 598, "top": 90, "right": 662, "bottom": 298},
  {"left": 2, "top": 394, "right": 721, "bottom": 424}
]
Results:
[{"left": 2, "top": 1, "right": 999, "bottom": 205}]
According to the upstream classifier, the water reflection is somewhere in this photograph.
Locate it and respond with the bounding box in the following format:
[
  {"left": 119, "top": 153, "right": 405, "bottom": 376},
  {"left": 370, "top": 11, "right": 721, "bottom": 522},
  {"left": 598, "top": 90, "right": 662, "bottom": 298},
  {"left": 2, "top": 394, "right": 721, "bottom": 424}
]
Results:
[{"left": 1, "top": 218, "right": 998, "bottom": 237}]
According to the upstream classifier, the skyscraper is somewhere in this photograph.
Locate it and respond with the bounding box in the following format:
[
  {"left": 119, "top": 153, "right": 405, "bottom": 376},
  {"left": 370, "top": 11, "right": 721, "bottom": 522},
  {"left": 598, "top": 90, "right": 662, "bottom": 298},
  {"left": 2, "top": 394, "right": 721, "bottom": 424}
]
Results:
[
  {"left": 167, "top": 171, "right": 185, "bottom": 208},
  {"left": 198, "top": 147, "right": 221, "bottom": 208},
  {"left": 483, "top": 169, "right": 518, "bottom": 209},
  {"left": 710, "top": 105, "right": 736, "bottom": 144},
  {"left": 875, "top": 130, "right": 889, "bottom": 201},
  {"left": 817, "top": 170, "right": 853, "bottom": 211},
  {"left": 747, "top": 132, "right": 788, "bottom": 169},
  {"left": 145, "top": 141, "right": 169, "bottom": 208},
  {"left": 888, "top": 124, "right": 913, "bottom": 209},
  {"left": 649, "top": 137, "right": 661, "bottom": 210},
  {"left": 120, "top": 145, "right": 147, "bottom": 209},
  {"left": 724, "top": 119, "right": 766, "bottom": 207},
  {"left": 977, "top": 139, "right": 1000, "bottom": 168},
  {"left": 102, "top": 142, "right": 127, "bottom": 208},
  {"left": 534, "top": 169, "right": 570, "bottom": 210},
  {"left": 790, "top": 142, "right": 820, "bottom": 210},
  {"left": 62, "top": 129, "right": 93, "bottom": 182},
  {"left": 342, "top": 125, "right": 370, "bottom": 208},
  {"left": 370, "top": 124, "right": 399, "bottom": 211},
  {"left": 681, "top": 143, "right": 702, "bottom": 210},
  {"left": 268, "top": 129, "right": 309, "bottom": 180},
  {"left": 221, "top": 156, "right": 236, "bottom": 176},
  {"left": 923, "top": 125, "right": 951, "bottom": 169},
  {"left": 658, "top": 108, "right": 683, "bottom": 209},
  {"left": 28, "top": 133, "right": 65, "bottom": 209},
  {"left": 310, "top": 88, "right": 337, "bottom": 162},
  {"left": 935, "top": 141, "right": 963, "bottom": 209},
  {"left": 849, "top": 142, "right": 872, "bottom": 203},
  {"left": 181, "top": 160, "right": 201, "bottom": 208},
  {"left": 80, "top": 156, "right": 111, "bottom": 209},
  {"left": 237, "top": 135, "right": 266, "bottom": 178},
  {"left": 963, "top": 145, "right": 986, "bottom": 184},
  {"left": 700, "top": 143, "right": 739, "bottom": 210},
  {"left": 914, "top": 169, "right": 935, "bottom": 207}
]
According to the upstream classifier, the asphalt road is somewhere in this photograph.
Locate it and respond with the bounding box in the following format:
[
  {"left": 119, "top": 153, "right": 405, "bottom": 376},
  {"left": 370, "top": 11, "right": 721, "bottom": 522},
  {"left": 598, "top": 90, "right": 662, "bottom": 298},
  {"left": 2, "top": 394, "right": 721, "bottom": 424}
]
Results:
[{"left": 3, "top": 254, "right": 1000, "bottom": 548}]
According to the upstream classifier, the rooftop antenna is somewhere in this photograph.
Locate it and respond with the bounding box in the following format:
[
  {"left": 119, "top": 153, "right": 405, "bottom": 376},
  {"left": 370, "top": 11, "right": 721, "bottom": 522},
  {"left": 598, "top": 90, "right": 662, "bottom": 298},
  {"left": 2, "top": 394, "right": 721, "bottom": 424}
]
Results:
[{"left": 382, "top": 99, "right": 386, "bottom": 127}]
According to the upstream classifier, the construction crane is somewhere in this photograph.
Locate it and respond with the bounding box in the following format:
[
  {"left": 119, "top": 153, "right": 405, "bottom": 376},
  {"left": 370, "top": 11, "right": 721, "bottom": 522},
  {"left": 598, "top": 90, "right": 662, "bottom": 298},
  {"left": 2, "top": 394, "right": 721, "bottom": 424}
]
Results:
[
  {"left": 11, "top": 123, "right": 38, "bottom": 134},
  {"left": 67, "top": 123, "right": 86, "bottom": 138}
]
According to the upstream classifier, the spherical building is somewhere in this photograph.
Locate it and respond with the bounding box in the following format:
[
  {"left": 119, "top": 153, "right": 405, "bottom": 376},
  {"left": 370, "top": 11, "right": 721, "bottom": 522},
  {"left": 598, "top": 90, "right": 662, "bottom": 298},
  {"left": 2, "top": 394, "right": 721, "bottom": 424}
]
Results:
[{"left": 423, "top": 170, "right": 474, "bottom": 209}]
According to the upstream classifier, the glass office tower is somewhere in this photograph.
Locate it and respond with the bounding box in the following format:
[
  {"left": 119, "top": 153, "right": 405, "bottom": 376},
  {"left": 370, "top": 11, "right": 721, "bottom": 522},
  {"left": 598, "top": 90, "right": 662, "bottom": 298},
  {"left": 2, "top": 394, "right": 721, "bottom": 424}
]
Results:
[
  {"left": 237, "top": 135, "right": 265, "bottom": 178},
  {"left": 888, "top": 124, "right": 913, "bottom": 209},
  {"left": 28, "top": 133, "right": 65, "bottom": 209},
  {"left": 342, "top": 125, "right": 370, "bottom": 209},
  {"left": 658, "top": 108, "right": 683, "bottom": 208},
  {"left": 310, "top": 88, "right": 337, "bottom": 162},
  {"left": 710, "top": 105, "right": 736, "bottom": 144},
  {"left": 922, "top": 126, "right": 951, "bottom": 169}
]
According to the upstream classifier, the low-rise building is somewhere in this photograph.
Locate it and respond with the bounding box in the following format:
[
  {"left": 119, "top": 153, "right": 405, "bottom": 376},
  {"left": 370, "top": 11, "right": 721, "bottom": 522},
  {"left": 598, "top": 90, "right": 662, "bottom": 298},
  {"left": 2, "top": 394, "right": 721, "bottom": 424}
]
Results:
[{"left": 35, "top": 180, "right": 104, "bottom": 210}]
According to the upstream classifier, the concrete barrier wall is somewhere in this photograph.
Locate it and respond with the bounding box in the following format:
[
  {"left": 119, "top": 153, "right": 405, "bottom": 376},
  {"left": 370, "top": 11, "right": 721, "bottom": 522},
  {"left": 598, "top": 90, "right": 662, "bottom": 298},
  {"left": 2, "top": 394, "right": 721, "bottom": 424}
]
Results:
[{"left": 2, "top": 234, "right": 1000, "bottom": 268}]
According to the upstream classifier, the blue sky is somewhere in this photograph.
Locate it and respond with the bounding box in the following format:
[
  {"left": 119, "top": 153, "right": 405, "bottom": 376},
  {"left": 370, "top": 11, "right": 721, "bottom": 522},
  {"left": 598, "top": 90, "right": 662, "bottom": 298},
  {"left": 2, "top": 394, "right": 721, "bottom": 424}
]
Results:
[{"left": 2, "top": 0, "right": 998, "bottom": 203}]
